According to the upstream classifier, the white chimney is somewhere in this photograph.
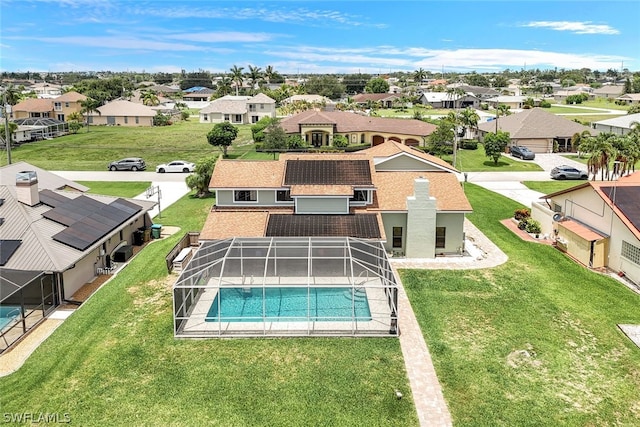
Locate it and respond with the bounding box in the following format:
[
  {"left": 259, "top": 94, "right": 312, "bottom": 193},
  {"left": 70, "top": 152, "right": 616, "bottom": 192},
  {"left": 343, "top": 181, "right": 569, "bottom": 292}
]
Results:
[{"left": 15, "top": 171, "right": 40, "bottom": 206}]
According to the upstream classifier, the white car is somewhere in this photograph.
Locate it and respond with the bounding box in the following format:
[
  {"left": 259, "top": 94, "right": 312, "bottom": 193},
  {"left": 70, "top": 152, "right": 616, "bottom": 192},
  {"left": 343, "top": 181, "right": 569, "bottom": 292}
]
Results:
[{"left": 156, "top": 160, "right": 195, "bottom": 173}]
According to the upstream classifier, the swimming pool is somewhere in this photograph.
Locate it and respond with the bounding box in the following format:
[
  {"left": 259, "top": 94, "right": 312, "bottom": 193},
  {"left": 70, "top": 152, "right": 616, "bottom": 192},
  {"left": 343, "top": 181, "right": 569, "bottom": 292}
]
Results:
[
  {"left": 206, "top": 287, "right": 372, "bottom": 322},
  {"left": 0, "top": 306, "right": 21, "bottom": 330}
]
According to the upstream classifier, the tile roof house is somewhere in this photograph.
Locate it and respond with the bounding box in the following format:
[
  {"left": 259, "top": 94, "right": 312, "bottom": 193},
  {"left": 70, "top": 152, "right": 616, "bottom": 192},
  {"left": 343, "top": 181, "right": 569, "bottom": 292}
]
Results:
[
  {"left": 418, "top": 92, "right": 480, "bottom": 109},
  {"left": 532, "top": 172, "right": 640, "bottom": 286},
  {"left": 199, "top": 94, "right": 276, "bottom": 124},
  {"left": 616, "top": 93, "right": 640, "bottom": 105},
  {"left": 0, "top": 162, "right": 155, "bottom": 353},
  {"left": 52, "top": 91, "right": 87, "bottom": 122},
  {"left": 203, "top": 141, "right": 471, "bottom": 258},
  {"left": 281, "top": 94, "right": 333, "bottom": 105},
  {"left": 11, "top": 98, "right": 54, "bottom": 120},
  {"left": 593, "top": 85, "right": 625, "bottom": 99},
  {"left": 592, "top": 113, "right": 640, "bottom": 136},
  {"left": 279, "top": 110, "right": 437, "bottom": 147},
  {"left": 87, "top": 100, "right": 157, "bottom": 126},
  {"left": 477, "top": 107, "right": 597, "bottom": 153}
]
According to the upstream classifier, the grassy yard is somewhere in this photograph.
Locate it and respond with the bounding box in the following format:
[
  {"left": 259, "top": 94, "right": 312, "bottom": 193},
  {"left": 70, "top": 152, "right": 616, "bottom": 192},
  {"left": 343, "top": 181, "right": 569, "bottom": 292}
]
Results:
[
  {"left": 0, "top": 120, "right": 256, "bottom": 171},
  {"left": 402, "top": 184, "right": 640, "bottom": 426},
  {"left": 77, "top": 181, "right": 151, "bottom": 198},
  {"left": 560, "top": 114, "right": 625, "bottom": 125},
  {"left": 0, "top": 189, "right": 417, "bottom": 427},
  {"left": 522, "top": 180, "right": 584, "bottom": 194},
  {"left": 443, "top": 147, "right": 544, "bottom": 172},
  {"left": 581, "top": 99, "right": 632, "bottom": 111},
  {"left": 546, "top": 105, "right": 605, "bottom": 114}
]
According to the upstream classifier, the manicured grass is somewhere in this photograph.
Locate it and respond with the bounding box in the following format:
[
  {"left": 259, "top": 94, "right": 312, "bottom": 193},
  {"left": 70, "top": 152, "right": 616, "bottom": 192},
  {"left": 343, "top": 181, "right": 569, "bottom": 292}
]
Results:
[
  {"left": 376, "top": 107, "right": 450, "bottom": 118},
  {"left": 0, "top": 121, "right": 255, "bottom": 171},
  {"left": 522, "top": 180, "right": 584, "bottom": 194},
  {"left": 581, "top": 99, "right": 631, "bottom": 111},
  {"left": 443, "top": 147, "right": 544, "bottom": 172},
  {"left": 0, "top": 191, "right": 417, "bottom": 426},
  {"left": 402, "top": 184, "right": 640, "bottom": 426},
  {"left": 560, "top": 114, "right": 625, "bottom": 125},
  {"left": 546, "top": 105, "right": 604, "bottom": 114},
  {"left": 77, "top": 181, "right": 151, "bottom": 198}
]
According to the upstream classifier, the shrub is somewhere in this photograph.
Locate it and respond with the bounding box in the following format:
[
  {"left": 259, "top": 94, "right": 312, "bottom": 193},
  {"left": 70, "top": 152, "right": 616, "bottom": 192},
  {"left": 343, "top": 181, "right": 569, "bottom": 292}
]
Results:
[
  {"left": 517, "top": 218, "right": 529, "bottom": 230},
  {"left": 460, "top": 140, "right": 478, "bottom": 150},
  {"left": 480, "top": 103, "right": 489, "bottom": 110},
  {"left": 333, "top": 135, "right": 349, "bottom": 148},
  {"left": 525, "top": 219, "right": 542, "bottom": 235},
  {"left": 539, "top": 100, "right": 551, "bottom": 108},
  {"left": 514, "top": 208, "right": 530, "bottom": 221}
]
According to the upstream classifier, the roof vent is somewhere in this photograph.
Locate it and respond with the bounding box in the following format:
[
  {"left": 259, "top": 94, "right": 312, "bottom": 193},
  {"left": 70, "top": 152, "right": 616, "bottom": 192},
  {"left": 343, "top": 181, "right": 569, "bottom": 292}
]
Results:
[{"left": 16, "top": 171, "right": 40, "bottom": 206}]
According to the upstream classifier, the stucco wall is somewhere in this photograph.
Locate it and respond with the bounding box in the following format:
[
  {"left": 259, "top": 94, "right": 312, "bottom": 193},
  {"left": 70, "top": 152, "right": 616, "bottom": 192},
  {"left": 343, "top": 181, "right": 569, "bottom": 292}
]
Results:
[
  {"left": 296, "top": 197, "right": 348, "bottom": 214},
  {"left": 381, "top": 212, "right": 407, "bottom": 254},
  {"left": 435, "top": 213, "right": 466, "bottom": 254},
  {"left": 375, "top": 155, "right": 441, "bottom": 172}
]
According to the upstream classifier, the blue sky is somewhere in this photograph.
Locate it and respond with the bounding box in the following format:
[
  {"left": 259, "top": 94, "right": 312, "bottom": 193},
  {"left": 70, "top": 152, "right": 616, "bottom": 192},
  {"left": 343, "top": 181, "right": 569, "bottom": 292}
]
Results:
[{"left": 1, "top": 0, "right": 638, "bottom": 74}]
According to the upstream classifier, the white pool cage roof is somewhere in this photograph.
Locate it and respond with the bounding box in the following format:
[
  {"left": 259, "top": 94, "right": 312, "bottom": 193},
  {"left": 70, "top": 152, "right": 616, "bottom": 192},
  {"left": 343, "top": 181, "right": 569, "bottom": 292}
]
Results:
[{"left": 173, "top": 237, "right": 399, "bottom": 337}]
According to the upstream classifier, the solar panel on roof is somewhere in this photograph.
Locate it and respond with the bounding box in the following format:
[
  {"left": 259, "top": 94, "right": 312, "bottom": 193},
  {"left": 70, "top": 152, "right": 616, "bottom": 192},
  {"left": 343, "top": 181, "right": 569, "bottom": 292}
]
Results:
[
  {"left": 601, "top": 186, "right": 640, "bottom": 232},
  {"left": 38, "top": 189, "right": 71, "bottom": 208},
  {"left": 0, "top": 240, "right": 22, "bottom": 266},
  {"left": 266, "top": 214, "right": 381, "bottom": 239},
  {"left": 284, "top": 160, "right": 372, "bottom": 186}
]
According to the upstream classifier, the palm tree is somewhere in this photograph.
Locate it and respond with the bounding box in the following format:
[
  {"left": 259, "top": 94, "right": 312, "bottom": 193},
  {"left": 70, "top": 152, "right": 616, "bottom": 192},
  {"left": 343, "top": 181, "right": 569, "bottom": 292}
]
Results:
[
  {"left": 459, "top": 107, "right": 480, "bottom": 139},
  {"left": 230, "top": 65, "right": 244, "bottom": 96},
  {"left": 572, "top": 130, "right": 592, "bottom": 158},
  {"left": 247, "top": 65, "right": 263, "bottom": 94},
  {"left": 587, "top": 133, "right": 617, "bottom": 180},
  {"left": 141, "top": 90, "right": 160, "bottom": 106},
  {"left": 215, "top": 75, "right": 233, "bottom": 97},
  {"left": 413, "top": 68, "right": 427, "bottom": 84},
  {"left": 79, "top": 98, "right": 101, "bottom": 132},
  {"left": 264, "top": 65, "right": 276, "bottom": 84},
  {"left": 3, "top": 84, "right": 22, "bottom": 106}
]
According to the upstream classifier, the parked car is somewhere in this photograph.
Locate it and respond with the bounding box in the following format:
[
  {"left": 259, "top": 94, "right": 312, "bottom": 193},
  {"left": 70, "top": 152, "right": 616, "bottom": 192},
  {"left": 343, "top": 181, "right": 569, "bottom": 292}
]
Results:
[
  {"left": 108, "top": 158, "right": 146, "bottom": 171},
  {"left": 156, "top": 160, "right": 195, "bottom": 173},
  {"left": 550, "top": 165, "right": 589, "bottom": 180},
  {"left": 510, "top": 145, "right": 536, "bottom": 160}
]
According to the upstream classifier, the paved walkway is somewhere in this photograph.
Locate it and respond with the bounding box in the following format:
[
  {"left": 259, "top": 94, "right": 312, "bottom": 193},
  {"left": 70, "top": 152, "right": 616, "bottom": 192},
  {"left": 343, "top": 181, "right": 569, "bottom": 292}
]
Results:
[{"left": 390, "top": 219, "right": 508, "bottom": 426}]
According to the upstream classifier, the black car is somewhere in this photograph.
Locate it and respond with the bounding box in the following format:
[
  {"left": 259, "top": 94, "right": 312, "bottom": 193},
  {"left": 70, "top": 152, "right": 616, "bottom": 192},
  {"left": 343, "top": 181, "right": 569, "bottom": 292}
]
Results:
[
  {"left": 510, "top": 145, "right": 536, "bottom": 160},
  {"left": 108, "top": 158, "right": 146, "bottom": 171}
]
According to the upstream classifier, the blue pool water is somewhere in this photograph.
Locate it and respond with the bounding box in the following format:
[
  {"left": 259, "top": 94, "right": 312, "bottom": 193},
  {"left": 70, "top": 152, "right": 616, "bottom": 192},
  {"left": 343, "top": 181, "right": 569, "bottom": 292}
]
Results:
[
  {"left": 0, "top": 306, "right": 21, "bottom": 329},
  {"left": 206, "top": 287, "right": 372, "bottom": 322}
]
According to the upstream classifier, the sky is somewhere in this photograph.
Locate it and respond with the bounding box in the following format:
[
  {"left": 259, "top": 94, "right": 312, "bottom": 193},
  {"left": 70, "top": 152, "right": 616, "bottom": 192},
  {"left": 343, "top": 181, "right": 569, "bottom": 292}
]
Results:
[{"left": 1, "top": 0, "right": 639, "bottom": 75}]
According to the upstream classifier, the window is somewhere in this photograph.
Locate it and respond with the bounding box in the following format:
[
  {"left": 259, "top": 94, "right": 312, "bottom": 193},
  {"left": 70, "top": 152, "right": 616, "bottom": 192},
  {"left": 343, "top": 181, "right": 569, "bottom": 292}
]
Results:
[
  {"left": 621, "top": 241, "right": 640, "bottom": 265},
  {"left": 234, "top": 190, "right": 257, "bottom": 202},
  {"left": 393, "top": 227, "right": 403, "bottom": 248},
  {"left": 57, "top": 114, "right": 65, "bottom": 121},
  {"left": 65, "top": 102, "right": 70, "bottom": 107},
  {"left": 260, "top": 104, "right": 264, "bottom": 110},
  {"left": 436, "top": 227, "right": 446, "bottom": 248},
  {"left": 87, "top": 116, "right": 93, "bottom": 124},
  {"left": 203, "top": 114, "right": 208, "bottom": 121},
  {"left": 350, "top": 190, "right": 368, "bottom": 203},
  {"left": 124, "top": 116, "right": 128, "bottom": 124},
  {"left": 249, "top": 104, "right": 256, "bottom": 112},
  {"left": 135, "top": 116, "right": 139, "bottom": 124},
  {"left": 224, "top": 114, "right": 230, "bottom": 121},
  {"left": 252, "top": 116, "right": 259, "bottom": 123},
  {"left": 234, "top": 114, "right": 242, "bottom": 123},
  {"left": 54, "top": 102, "right": 62, "bottom": 111},
  {"left": 276, "top": 190, "right": 292, "bottom": 202}
]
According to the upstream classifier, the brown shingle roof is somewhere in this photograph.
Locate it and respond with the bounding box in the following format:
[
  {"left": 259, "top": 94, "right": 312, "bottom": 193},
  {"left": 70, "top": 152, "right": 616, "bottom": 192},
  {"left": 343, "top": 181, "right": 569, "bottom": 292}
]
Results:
[
  {"left": 477, "top": 108, "right": 595, "bottom": 139},
  {"left": 209, "top": 159, "right": 286, "bottom": 189},
  {"left": 55, "top": 91, "right": 87, "bottom": 102},
  {"left": 200, "top": 211, "right": 269, "bottom": 240},
  {"left": 362, "top": 140, "right": 459, "bottom": 172},
  {"left": 352, "top": 93, "right": 400, "bottom": 102}
]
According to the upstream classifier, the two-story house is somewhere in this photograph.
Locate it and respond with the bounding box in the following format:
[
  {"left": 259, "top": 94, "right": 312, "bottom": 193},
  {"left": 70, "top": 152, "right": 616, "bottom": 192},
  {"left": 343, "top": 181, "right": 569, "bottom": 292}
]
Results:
[
  {"left": 52, "top": 91, "right": 87, "bottom": 122},
  {"left": 202, "top": 141, "right": 472, "bottom": 258},
  {"left": 199, "top": 94, "right": 276, "bottom": 124}
]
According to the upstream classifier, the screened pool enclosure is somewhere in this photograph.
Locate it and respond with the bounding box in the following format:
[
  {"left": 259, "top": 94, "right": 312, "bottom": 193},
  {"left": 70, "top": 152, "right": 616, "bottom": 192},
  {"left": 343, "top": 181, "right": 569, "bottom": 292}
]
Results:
[{"left": 173, "top": 237, "right": 399, "bottom": 337}]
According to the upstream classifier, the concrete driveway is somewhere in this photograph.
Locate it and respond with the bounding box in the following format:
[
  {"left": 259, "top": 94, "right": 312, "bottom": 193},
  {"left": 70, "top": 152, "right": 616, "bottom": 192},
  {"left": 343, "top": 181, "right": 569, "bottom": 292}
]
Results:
[{"left": 53, "top": 170, "right": 192, "bottom": 219}]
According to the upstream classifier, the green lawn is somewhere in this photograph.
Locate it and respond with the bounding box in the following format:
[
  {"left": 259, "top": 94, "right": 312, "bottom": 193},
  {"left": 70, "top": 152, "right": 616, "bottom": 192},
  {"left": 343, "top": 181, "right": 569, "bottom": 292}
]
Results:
[
  {"left": 546, "top": 105, "right": 604, "bottom": 114},
  {"left": 77, "top": 181, "right": 151, "bottom": 198},
  {"left": 581, "top": 99, "right": 632, "bottom": 111},
  {"left": 0, "top": 190, "right": 417, "bottom": 427},
  {"left": 402, "top": 184, "right": 640, "bottom": 426},
  {"left": 444, "top": 147, "right": 544, "bottom": 172},
  {"left": 560, "top": 114, "right": 625, "bottom": 125},
  {"left": 0, "top": 121, "right": 256, "bottom": 171},
  {"left": 522, "top": 180, "right": 584, "bottom": 194}
]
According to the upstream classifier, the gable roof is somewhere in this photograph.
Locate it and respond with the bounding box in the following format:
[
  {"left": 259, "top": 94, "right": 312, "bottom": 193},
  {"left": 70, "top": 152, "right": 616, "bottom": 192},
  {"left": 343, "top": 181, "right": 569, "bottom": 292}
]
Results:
[
  {"left": 352, "top": 93, "right": 400, "bottom": 102},
  {"left": 280, "top": 110, "right": 436, "bottom": 136},
  {"left": 93, "top": 100, "right": 156, "bottom": 117},
  {"left": 362, "top": 140, "right": 458, "bottom": 173},
  {"left": 55, "top": 91, "right": 87, "bottom": 103},
  {"left": 200, "top": 98, "right": 248, "bottom": 114},
  {"left": 249, "top": 93, "right": 276, "bottom": 103},
  {"left": 593, "top": 113, "right": 640, "bottom": 130},
  {"left": 593, "top": 85, "right": 624, "bottom": 96},
  {"left": 541, "top": 172, "right": 640, "bottom": 241},
  {"left": 477, "top": 107, "right": 595, "bottom": 139},
  {"left": 12, "top": 98, "right": 53, "bottom": 113},
  {"left": 617, "top": 93, "right": 640, "bottom": 101}
]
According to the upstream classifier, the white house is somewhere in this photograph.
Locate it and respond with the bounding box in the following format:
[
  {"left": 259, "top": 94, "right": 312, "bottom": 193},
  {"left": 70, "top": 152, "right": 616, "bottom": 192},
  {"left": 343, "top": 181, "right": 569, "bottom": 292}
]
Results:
[{"left": 199, "top": 94, "right": 276, "bottom": 124}]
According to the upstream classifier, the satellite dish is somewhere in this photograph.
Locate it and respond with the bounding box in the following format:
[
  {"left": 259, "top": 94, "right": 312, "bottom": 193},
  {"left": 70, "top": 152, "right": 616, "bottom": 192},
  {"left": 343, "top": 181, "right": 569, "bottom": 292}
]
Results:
[{"left": 553, "top": 213, "right": 563, "bottom": 222}]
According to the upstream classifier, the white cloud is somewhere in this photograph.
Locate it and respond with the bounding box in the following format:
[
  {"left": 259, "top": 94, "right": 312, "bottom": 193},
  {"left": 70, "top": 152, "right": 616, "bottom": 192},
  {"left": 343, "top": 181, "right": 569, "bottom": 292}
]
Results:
[
  {"left": 522, "top": 21, "right": 620, "bottom": 35},
  {"left": 167, "top": 32, "right": 275, "bottom": 43},
  {"left": 5, "top": 35, "right": 203, "bottom": 52}
]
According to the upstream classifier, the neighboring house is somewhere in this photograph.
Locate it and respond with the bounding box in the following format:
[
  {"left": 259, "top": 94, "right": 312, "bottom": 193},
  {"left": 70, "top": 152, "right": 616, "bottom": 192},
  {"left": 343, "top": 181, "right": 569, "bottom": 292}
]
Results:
[
  {"left": 11, "top": 118, "right": 68, "bottom": 142},
  {"left": 456, "top": 85, "right": 501, "bottom": 100},
  {"left": 0, "top": 162, "right": 155, "bottom": 353},
  {"left": 615, "top": 93, "right": 640, "bottom": 105},
  {"left": 485, "top": 95, "right": 541, "bottom": 109},
  {"left": 477, "top": 107, "right": 596, "bottom": 153},
  {"left": 553, "top": 89, "right": 595, "bottom": 103},
  {"left": 418, "top": 92, "right": 480, "bottom": 109},
  {"left": 203, "top": 140, "right": 471, "bottom": 258},
  {"left": 52, "top": 91, "right": 87, "bottom": 122},
  {"left": 182, "top": 88, "right": 214, "bottom": 102},
  {"left": 532, "top": 172, "right": 640, "bottom": 286},
  {"left": 11, "top": 98, "right": 54, "bottom": 119},
  {"left": 28, "top": 82, "right": 63, "bottom": 98},
  {"left": 87, "top": 100, "right": 156, "bottom": 126},
  {"left": 593, "top": 85, "right": 625, "bottom": 99},
  {"left": 281, "top": 94, "right": 333, "bottom": 105},
  {"left": 199, "top": 94, "right": 276, "bottom": 124},
  {"left": 351, "top": 93, "right": 401, "bottom": 108},
  {"left": 592, "top": 113, "right": 640, "bottom": 135},
  {"left": 279, "top": 110, "right": 436, "bottom": 147}
]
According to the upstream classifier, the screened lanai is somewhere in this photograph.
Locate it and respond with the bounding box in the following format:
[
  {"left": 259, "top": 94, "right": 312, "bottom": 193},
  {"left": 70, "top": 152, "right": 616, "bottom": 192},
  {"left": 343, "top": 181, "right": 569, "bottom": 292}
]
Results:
[{"left": 173, "top": 237, "right": 399, "bottom": 337}]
